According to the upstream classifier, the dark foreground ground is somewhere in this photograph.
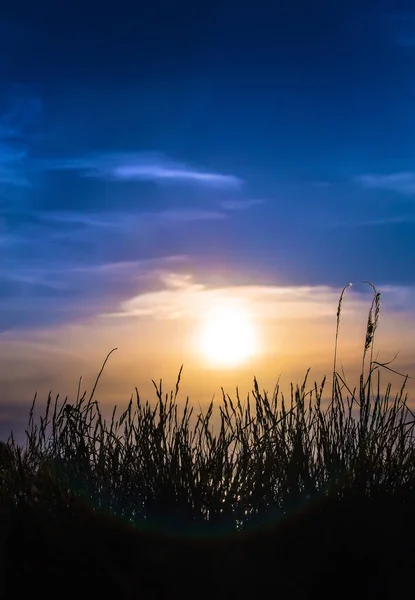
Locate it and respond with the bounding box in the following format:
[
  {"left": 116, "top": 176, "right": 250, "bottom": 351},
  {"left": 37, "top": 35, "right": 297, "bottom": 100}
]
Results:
[{"left": 1, "top": 489, "right": 414, "bottom": 600}]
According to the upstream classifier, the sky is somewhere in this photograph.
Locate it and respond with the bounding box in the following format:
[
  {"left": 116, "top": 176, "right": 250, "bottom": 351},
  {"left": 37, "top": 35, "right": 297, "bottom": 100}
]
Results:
[{"left": 1, "top": 0, "right": 415, "bottom": 441}]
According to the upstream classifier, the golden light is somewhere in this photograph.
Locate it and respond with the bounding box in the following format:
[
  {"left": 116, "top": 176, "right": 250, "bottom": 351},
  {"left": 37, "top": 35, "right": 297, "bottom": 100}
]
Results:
[{"left": 198, "top": 303, "right": 258, "bottom": 368}]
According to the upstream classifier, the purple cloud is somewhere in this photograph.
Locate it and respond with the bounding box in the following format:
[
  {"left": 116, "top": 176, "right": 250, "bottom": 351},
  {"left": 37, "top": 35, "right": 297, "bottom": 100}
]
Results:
[{"left": 37, "top": 152, "right": 243, "bottom": 188}]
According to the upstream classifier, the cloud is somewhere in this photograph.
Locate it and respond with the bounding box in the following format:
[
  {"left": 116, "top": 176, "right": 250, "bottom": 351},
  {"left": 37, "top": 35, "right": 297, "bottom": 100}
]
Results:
[
  {"left": 219, "top": 199, "right": 264, "bottom": 210},
  {"left": 70, "top": 256, "right": 187, "bottom": 275},
  {"left": 36, "top": 211, "right": 124, "bottom": 228},
  {"left": 36, "top": 208, "right": 227, "bottom": 231},
  {"left": 0, "top": 198, "right": 231, "bottom": 334},
  {"left": 332, "top": 214, "right": 415, "bottom": 228},
  {"left": 0, "top": 254, "right": 192, "bottom": 333},
  {"left": 96, "top": 275, "right": 415, "bottom": 386},
  {"left": 102, "top": 272, "right": 369, "bottom": 321},
  {"left": 156, "top": 209, "right": 226, "bottom": 222},
  {"left": 0, "top": 256, "right": 189, "bottom": 294},
  {"left": 358, "top": 215, "right": 415, "bottom": 226},
  {"left": 355, "top": 172, "right": 415, "bottom": 195},
  {"left": 37, "top": 151, "right": 243, "bottom": 188}
]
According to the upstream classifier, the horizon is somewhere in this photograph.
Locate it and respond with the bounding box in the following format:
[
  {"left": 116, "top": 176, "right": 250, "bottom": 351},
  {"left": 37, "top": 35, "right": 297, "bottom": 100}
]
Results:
[{"left": 1, "top": 0, "right": 415, "bottom": 441}]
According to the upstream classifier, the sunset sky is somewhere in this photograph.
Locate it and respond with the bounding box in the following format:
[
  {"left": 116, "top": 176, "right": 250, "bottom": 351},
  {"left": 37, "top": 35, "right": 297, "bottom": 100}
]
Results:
[{"left": 1, "top": 0, "right": 415, "bottom": 441}]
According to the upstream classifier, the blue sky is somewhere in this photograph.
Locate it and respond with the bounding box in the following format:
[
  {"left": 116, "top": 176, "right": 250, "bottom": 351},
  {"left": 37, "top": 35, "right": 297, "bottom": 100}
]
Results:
[{"left": 1, "top": 0, "right": 415, "bottom": 439}]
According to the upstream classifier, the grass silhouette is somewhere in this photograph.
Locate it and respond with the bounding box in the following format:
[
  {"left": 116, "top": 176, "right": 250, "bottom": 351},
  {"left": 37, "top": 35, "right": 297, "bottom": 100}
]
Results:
[{"left": 1, "top": 283, "right": 414, "bottom": 598}]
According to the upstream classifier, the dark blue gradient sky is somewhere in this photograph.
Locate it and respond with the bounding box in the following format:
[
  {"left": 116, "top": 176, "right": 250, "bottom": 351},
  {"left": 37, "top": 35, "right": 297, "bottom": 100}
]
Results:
[{"left": 1, "top": 1, "right": 415, "bottom": 333}]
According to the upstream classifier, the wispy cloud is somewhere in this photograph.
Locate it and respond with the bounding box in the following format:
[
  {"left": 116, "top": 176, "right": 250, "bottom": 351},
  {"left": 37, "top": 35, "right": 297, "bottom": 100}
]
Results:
[
  {"left": 36, "top": 211, "right": 123, "bottom": 228},
  {"left": 0, "top": 200, "right": 228, "bottom": 333},
  {"left": 219, "top": 199, "right": 264, "bottom": 210},
  {"left": 355, "top": 172, "right": 415, "bottom": 195},
  {"left": 70, "top": 256, "right": 187, "bottom": 275},
  {"left": 37, "top": 208, "right": 227, "bottom": 230},
  {"left": 98, "top": 274, "right": 415, "bottom": 383},
  {"left": 0, "top": 255, "right": 191, "bottom": 332},
  {"left": 37, "top": 152, "right": 243, "bottom": 188},
  {"left": 331, "top": 214, "right": 415, "bottom": 228},
  {"left": 151, "top": 209, "right": 227, "bottom": 222},
  {"left": 102, "top": 272, "right": 368, "bottom": 321},
  {"left": 357, "top": 215, "right": 415, "bottom": 226}
]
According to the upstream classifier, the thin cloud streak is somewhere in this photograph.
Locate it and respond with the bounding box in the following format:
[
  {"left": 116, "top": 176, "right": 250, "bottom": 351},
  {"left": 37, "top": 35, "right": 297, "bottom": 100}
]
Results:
[
  {"left": 70, "top": 256, "right": 188, "bottom": 275},
  {"left": 156, "top": 210, "right": 226, "bottom": 222},
  {"left": 36, "top": 152, "right": 243, "bottom": 188},
  {"left": 37, "top": 211, "right": 123, "bottom": 228},
  {"left": 0, "top": 256, "right": 193, "bottom": 333},
  {"left": 219, "top": 199, "right": 264, "bottom": 210},
  {"left": 355, "top": 172, "right": 415, "bottom": 195},
  {"left": 362, "top": 215, "right": 415, "bottom": 226},
  {"left": 330, "top": 215, "right": 415, "bottom": 228},
  {"left": 37, "top": 208, "right": 227, "bottom": 229}
]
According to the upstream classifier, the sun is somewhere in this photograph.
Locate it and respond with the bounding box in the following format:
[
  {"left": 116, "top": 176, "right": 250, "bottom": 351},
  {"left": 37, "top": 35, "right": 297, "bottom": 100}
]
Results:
[{"left": 198, "top": 303, "right": 258, "bottom": 368}]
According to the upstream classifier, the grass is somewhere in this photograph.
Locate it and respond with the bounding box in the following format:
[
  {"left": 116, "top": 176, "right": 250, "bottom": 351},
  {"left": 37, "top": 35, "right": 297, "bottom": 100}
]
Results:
[{"left": 1, "top": 282, "right": 414, "bottom": 599}]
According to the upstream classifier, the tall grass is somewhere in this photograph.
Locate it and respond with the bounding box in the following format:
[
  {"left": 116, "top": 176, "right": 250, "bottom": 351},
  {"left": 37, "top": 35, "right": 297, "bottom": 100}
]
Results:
[{"left": 1, "top": 283, "right": 414, "bottom": 538}]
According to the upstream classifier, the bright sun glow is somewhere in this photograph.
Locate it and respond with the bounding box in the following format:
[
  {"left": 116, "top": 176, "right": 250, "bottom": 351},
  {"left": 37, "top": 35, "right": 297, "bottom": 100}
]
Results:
[{"left": 199, "top": 303, "right": 258, "bottom": 368}]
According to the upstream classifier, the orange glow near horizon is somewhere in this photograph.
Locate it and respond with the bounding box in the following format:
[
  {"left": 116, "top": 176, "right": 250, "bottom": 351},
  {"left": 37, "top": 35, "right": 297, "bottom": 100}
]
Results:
[{"left": 2, "top": 277, "right": 415, "bottom": 442}]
